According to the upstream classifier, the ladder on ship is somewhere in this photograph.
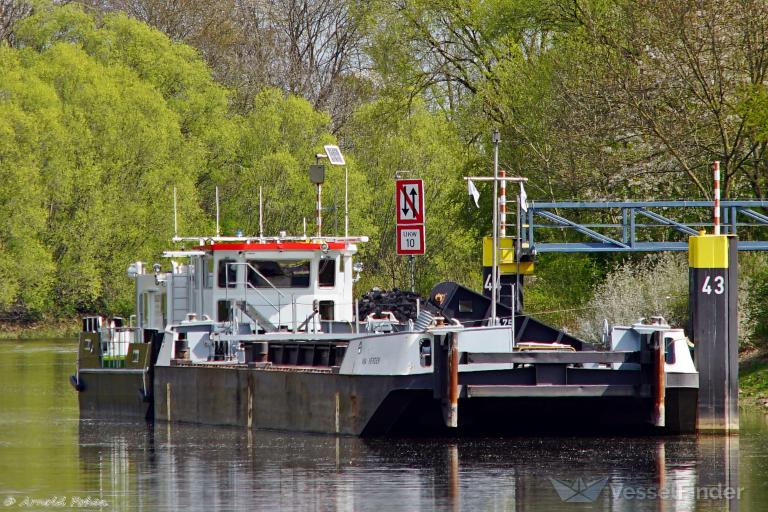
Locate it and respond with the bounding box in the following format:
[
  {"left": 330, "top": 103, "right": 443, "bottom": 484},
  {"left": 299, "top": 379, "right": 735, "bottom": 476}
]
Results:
[{"left": 171, "top": 273, "right": 191, "bottom": 323}]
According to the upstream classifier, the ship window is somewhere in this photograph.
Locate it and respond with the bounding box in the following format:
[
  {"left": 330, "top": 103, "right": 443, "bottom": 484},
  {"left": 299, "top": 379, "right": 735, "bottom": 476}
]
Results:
[
  {"left": 664, "top": 336, "right": 676, "bottom": 364},
  {"left": 319, "top": 300, "right": 335, "bottom": 320},
  {"left": 458, "top": 300, "right": 473, "bottom": 313},
  {"left": 318, "top": 258, "right": 336, "bottom": 287},
  {"left": 217, "top": 300, "right": 232, "bottom": 322},
  {"left": 141, "top": 293, "right": 149, "bottom": 328},
  {"left": 160, "top": 294, "right": 167, "bottom": 327},
  {"left": 132, "top": 349, "right": 141, "bottom": 363},
  {"left": 247, "top": 260, "right": 310, "bottom": 288},
  {"left": 218, "top": 259, "right": 237, "bottom": 288},
  {"left": 419, "top": 339, "right": 432, "bottom": 367}
]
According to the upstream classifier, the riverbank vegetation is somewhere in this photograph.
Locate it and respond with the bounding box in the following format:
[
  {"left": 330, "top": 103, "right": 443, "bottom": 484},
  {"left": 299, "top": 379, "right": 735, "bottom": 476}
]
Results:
[{"left": 3, "top": 1, "right": 768, "bottom": 348}]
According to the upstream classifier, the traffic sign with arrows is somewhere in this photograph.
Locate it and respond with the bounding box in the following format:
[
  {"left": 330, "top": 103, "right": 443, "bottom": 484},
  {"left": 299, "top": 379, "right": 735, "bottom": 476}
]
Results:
[{"left": 395, "top": 179, "right": 424, "bottom": 224}]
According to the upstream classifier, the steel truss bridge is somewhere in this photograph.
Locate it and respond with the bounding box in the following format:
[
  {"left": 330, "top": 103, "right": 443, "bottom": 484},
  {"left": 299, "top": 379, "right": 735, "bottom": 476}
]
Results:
[{"left": 521, "top": 201, "right": 768, "bottom": 253}]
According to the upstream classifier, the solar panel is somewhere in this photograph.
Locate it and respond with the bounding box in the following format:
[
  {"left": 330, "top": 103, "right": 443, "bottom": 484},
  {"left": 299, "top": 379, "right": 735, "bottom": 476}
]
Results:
[{"left": 323, "top": 145, "right": 346, "bottom": 166}]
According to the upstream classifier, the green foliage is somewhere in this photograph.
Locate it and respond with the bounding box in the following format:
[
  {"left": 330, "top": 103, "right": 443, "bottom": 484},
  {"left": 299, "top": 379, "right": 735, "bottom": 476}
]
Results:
[
  {"left": 342, "top": 98, "right": 478, "bottom": 294},
  {"left": 0, "top": 3, "right": 347, "bottom": 319},
  {"left": 744, "top": 255, "right": 768, "bottom": 348},
  {"left": 217, "top": 88, "right": 336, "bottom": 236},
  {"left": 0, "top": 85, "right": 54, "bottom": 316},
  {"left": 524, "top": 253, "right": 605, "bottom": 333},
  {"left": 5, "top": 0, "right": 768, "bottom": 341},
  {"left": 575, "top": 253, "right": 690, "bottom": 343},
  {"left": 0, "top": 3, "right": 223, "bottom": 317},
  {"left": 740, "top": 356, "right": 768, "bottom": 401}
]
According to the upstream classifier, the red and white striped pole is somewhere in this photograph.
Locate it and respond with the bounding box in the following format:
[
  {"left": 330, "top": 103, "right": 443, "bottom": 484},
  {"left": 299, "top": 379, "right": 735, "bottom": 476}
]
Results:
[
  {"left": 713, "top": 161, "right": 720, "bottom": 236},
  {"left": 499, "top": 169, "right": 507, "bottom": 237}
]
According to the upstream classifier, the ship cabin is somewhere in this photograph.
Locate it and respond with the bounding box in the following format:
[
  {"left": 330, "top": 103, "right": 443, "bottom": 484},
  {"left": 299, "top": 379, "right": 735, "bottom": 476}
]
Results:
[{"left": 130, "top": 238, "right": 364, "bottom": 338}]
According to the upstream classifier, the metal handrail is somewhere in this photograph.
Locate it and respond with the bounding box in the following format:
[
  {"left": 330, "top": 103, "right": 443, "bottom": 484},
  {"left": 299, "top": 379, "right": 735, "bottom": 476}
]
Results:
[
  {"left": 224, "top": 262, "right": 285, "bottom": 311},
  {"left": 524, "top": 200, "right": 768, "bottom": 253},
  {"left": 225, "top": 278, "right": 281, "bottom": 314},
  {"left": 98, "top": 327, "right": 137, "bottom": 368},
  {"left": 226, "top": 261, "right": 287, "bottom": 298},
  {"left": 222, "top": 262, "right": 307, "bottom": 331}
]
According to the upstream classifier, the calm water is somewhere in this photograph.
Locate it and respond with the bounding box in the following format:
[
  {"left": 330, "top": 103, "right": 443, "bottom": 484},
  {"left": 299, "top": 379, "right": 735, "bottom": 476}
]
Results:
[{"left": 1, "top": 340, "right": 766, "bottom": 511}]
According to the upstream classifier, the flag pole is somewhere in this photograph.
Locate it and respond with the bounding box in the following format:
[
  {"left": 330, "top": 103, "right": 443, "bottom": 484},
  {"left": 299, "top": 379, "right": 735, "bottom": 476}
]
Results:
[
  {"left": 516, "top": 185, "right": 521, "bottom": 314},
  {"left": 463, "top": 173, "right": 528, "bottom": 323},
  {"left": 491, "top": 130, "right": 500, "bottom": 324}
]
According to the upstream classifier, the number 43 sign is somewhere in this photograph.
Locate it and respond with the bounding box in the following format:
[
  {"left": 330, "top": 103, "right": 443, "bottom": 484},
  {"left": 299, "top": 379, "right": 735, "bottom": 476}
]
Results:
[{"left": 701, "top": 275, "right": 725, "bottom": 295}]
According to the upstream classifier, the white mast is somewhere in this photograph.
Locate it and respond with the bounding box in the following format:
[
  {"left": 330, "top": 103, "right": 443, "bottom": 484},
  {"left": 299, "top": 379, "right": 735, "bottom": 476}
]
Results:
[
  {"left": 464, "top": 175, "right": 527, "bottom": 325},
  {"left": 491, "top": 130, "right": 500, "bottom": 324},
  {"left": 173, "top": 187, "right": 178, "bottom": 238},
  {"left": 344, "top": 165, "right": 349, "bottom": 239},
  {"left": 215, "top": 186, "right": 220, "bottom": 237},
  {"left": 259, "top": 186, "right": 264, "bottom": 240}
]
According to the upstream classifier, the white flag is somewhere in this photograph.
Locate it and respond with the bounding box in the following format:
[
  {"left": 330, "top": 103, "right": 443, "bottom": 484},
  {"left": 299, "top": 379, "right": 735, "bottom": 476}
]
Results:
[
  {"left": 467, "top": 179, "right": 480, "bottom": 208},
  {"left": 519, "top": 182, "right": 528, "bottom": 212}
]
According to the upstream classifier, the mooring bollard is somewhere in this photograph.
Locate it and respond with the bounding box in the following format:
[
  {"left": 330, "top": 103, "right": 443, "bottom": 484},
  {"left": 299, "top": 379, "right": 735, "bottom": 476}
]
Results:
[
  {"left": 434, "top": 334, "right": 459, "bottom": 428},
  {"left": 447, "top": 334, "right": 459, "bottom": 428},
  {"left": 653, "top": 331, "right": 666, "bottom": 428},
  {"left": 689, "top": 233, "right": 739, "bottom": 432}
]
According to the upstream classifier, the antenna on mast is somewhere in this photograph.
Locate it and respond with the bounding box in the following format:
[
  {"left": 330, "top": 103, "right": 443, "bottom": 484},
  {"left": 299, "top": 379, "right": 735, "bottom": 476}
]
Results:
[
  {"left": 259, "top": 186, "right": 264, "bottom": 240},
  {"left": 491, "top": 129, "right": 500, "bottom": 325},
  {"left": 173, "top": 187, "right": 178, "bottom": 238},
  {"left": 215, "top": 186, "right": 220, "bottom": 237},
  {"left": 310, "top": 159, "right": 326, "bottom": 238}
]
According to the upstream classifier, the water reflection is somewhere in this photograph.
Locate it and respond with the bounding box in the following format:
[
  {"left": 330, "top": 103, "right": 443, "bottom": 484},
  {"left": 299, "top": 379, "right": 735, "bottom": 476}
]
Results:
[
  {"left": 0, "top": 340, "right": 761, "bottom": 511},
  {"left": 74, "top": 421, "right": 745, "bottom": 511}
]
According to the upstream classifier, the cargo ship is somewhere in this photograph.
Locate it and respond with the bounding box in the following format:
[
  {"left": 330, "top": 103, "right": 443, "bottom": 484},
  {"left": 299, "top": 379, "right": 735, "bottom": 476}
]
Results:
[{"left": 70, "top": 233, "right": 698, "bottom": 435}]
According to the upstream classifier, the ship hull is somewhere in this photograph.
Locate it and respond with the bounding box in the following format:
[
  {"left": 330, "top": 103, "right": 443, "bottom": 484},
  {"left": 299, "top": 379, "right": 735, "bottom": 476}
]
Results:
[
  {"left": 152, "top": 366, "right": 698, "bottom": 436},
  {"left": 76, "top": 369, "right": 153, "bottom": 420}
]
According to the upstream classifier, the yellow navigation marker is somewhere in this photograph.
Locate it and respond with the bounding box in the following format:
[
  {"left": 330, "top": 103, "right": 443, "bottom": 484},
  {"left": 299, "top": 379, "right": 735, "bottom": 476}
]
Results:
[
  {"left": 688, "top": 234, "right": 729, "bottom": 269},
  {"left": 482, "top": 236, "right": 534, "bottom": 275}
]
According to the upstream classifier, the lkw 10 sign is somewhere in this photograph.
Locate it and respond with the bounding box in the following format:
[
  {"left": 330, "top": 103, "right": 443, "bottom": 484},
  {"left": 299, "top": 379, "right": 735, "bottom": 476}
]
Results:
[
  {"left": 396, "top": 225, "right": 425, "bottom": 255},
  {"left": 395, "top": 179, "right": 425, "bottom": 255}
]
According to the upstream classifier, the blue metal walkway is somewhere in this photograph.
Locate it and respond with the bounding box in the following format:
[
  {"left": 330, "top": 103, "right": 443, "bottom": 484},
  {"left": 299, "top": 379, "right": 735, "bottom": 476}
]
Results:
[{"left": 522, "top": 201, "right": 768, "bottom": 253}]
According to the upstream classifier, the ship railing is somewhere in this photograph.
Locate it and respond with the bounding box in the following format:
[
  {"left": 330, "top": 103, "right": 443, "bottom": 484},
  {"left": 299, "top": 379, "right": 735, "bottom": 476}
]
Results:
[
  {"left": 224, "top": 262, "right": 285, "bottom": 311},
  {"left": 432, "top": 329, "right": 671, "bottom": 429},
  {"left": 99, "top": 326, "right": 137, "bottom": 369},
  {"left": 222, "top": 262, "right": 292, "bottom": 332}
]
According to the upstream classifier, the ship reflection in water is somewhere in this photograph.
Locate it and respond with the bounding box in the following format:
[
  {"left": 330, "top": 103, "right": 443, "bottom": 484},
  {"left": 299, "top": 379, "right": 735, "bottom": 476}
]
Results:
[
  {"left": 0, "top": 340, "right": 758, "bottom": 511},
  {"left": 76, "top": 420, "right": 749, "bottom": 511}
]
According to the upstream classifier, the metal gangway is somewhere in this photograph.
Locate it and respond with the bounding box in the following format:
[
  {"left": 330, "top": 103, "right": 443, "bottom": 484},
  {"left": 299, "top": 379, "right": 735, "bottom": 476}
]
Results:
[{"left": 520, "top": 200, "right": 768, "bottom": 253}]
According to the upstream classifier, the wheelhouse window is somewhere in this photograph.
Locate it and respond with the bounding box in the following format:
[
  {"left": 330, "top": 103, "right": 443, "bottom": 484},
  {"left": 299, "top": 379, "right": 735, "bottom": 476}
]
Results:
[
  {"left": 247, "top": 260, "right": 310, "bottom": 288},
  {"left": 218, "top": 259, "right": 237, "bottom": 288},
  {"left": 318, "top": 257, "right": 336, "bottom": 288}
]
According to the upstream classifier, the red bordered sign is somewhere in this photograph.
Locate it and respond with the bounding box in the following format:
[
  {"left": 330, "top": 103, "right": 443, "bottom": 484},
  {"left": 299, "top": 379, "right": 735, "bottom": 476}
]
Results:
[
  {"left": 396, "top": 225, "right": 426, "bottom": 255},
  {"left": 395, "top": 179, "right": 425, "bottom": 224}
]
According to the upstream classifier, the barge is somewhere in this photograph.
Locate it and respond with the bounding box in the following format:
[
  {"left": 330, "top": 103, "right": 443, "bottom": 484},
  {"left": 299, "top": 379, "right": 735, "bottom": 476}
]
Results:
[{"left": 71, "top": 235, "right": 699, "bottom": 435}]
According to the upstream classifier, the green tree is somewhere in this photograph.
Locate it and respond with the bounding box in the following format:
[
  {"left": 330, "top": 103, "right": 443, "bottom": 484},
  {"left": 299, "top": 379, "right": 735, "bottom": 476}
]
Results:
[
  {"left": 2, "top": 3, "right": 224, "bottom": 316},
  {"left": 215, "top": 88, "right": 338, "bottom": 237},
  {"left": 343, "top": 98, "right": 478, "bottom": 293},
  {"left": 0, "top": 74, "right": 54, "bottom": 317}
]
